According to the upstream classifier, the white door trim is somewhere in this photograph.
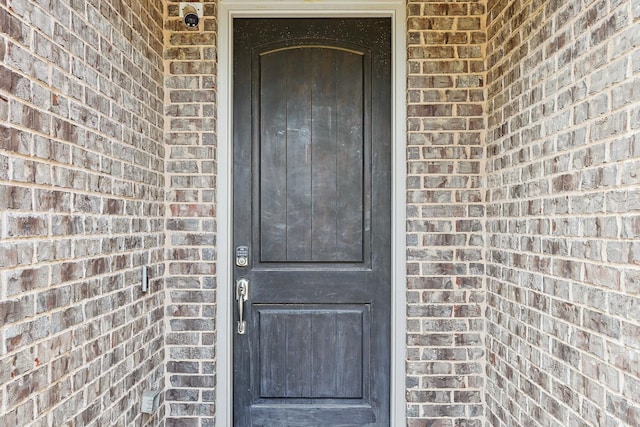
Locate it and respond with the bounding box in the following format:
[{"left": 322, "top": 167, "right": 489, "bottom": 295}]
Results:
[{"left": 216, "top": 2, "right": 406, "bottom": 425}]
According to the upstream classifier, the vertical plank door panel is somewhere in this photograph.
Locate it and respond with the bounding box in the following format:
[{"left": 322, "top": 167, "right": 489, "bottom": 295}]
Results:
[
  {"left": 335, "top": 51, "right": 365, "bottom": 262},
  {"left": 311, "top": 48, "right": 339, "bottom": 261},
  {"left": 258, "top": 306, "right": 365, "bottom": 399},
  {"left": 260, "top": 51, "right": 288, "bottom": 262},
  {"left": 285, "top": 49, "right": 313, "bottom": 261}
]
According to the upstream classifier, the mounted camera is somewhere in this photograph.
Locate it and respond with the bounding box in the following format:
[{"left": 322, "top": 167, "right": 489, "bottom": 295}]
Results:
[{"left": 180, "top": 3, "right": 202, "bottom": 28}]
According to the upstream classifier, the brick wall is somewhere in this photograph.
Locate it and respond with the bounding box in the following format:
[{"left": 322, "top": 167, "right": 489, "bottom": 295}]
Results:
[
  {"left": 486, "top": 0, "right": 640, "bottom": 425},
  {"left": 406, "top": 1, "right": 487, "bottom": 425},
  {"left": 0, "top": 0, "right": 165, "bottom": 425},
  {"left": 163, "top": 1, "right": 217, "bottom": 426},
  {"left": 5, "top": 0, "right": 639, "bottom": 426}
]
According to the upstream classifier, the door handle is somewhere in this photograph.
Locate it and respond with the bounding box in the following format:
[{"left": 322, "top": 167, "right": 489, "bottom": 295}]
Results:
[{"left": 235, "top": 278, "right": 249, "bottom": 334}]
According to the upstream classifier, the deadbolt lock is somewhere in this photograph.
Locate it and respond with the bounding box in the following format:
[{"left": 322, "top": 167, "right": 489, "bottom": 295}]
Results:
[{"left": 235, "top": 246, "right": 248, "bottom": 267}]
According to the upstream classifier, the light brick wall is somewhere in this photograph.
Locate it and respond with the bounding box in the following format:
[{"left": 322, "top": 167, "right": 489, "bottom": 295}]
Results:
[
  {"left": 5, "top": 0, "right": 639, "bottom": 426},
  {"left": 486, "top": 0, "right": 640, "bottom": 425},
  {"left": 163, "top": 1, "right": 217, "bottom": 426},
  {"left": 0, "top": 0, "right": 166, "bottom": 425},
  {"left": 406, "top": 1, "right": 487, "bottom": 425}
]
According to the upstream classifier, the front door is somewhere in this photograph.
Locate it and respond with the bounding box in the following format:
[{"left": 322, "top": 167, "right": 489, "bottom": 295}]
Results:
[{"left": 232, "top": 18, "right": 391, "bottom": 426}]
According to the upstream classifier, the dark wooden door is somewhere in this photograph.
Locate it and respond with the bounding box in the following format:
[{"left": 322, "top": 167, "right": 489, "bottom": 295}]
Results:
[{"left": 233, "top": 18, "right": 391, "bottom": 426}]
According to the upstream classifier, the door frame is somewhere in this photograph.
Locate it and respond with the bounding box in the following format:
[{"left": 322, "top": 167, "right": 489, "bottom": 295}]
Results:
[{"left": 216, "top": 1, "right": 407, "bottom": 426}]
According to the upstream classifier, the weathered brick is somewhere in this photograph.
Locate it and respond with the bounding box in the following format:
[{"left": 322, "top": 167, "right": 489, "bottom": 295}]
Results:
[
  {"left": 0, "top": 0, "right": 165, "bottom": 422},
  {"left": 486, "top": 0, "right": 640, "bottom": 425},
  {"left": 0, "top": 295, "right": 35, "bottom": 324},
  {"left": 2, "top": 1, "right": 639, "bottom": 427}
]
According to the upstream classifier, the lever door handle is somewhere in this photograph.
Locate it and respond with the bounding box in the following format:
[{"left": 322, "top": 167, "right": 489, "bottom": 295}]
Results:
[{"left": 235, "top": 278, "right": 249, "bottom": 334}]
